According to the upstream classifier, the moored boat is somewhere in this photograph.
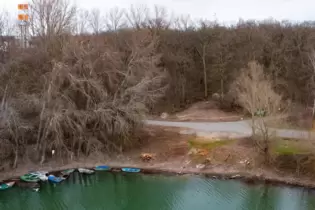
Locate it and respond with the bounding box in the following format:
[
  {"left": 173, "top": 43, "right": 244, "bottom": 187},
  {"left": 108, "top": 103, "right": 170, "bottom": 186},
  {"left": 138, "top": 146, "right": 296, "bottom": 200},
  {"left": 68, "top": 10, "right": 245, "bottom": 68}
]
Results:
[
  {"left": 94, "top": 165, "right": 110, "bottom": 171},
  {"left": 61, "top": 173, "right": 70, "bottom": 180},
  {"left": 121, "top": 168, "right": 141, "bottom": 173},
  {"left": 29, "top": 171, "right": 48, "bottom": 181},
  {"left": 78, "top": 168, "right": 95, "bottom": 174},
  {"left": 0, "top": 181, "right": 15, "bottom": 191},
  {"left": 20, "top": 173, "right": 41, "bottom": 183},
  {"left": 61, "top": 169, "right": 75, "bottom": 176},
  {"left": 48, "top": 175, "right": 65, "bottom": 184}
]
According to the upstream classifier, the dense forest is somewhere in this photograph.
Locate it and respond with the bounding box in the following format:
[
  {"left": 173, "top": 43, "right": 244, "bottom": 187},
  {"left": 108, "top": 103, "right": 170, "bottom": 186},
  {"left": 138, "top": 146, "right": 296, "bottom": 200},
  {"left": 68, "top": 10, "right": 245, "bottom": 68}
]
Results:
[
  {"left": 155, "top": 21, "right": 315, "bottom": 111},
  {"left": 0, "top": 0, "right": 315, "bottom": 168}
]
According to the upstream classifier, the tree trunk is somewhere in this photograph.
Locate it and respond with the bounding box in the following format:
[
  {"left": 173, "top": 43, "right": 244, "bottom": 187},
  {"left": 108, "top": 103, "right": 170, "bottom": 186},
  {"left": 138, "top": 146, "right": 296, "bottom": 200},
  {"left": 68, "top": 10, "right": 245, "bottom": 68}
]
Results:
[
  {"left": 202, "top": 45, "right": 207, "bottom": 99},
  {"left": 13, "top": 147, "right": 18, "bottom": 169},
  {"left": 263, "top": 143, "right": 269, "bottom": 164},
  {"left": 251, "top": 116, "right": 255, "bottom": 136},
  {"left": 312, "top": 98, "right": 315, "bottom": 130},
  {"left": 40, "top": 140, "right": 47, "bottom": 165},
  {"left": 220, "top": 69, "right": 224, "bottom": 105}
]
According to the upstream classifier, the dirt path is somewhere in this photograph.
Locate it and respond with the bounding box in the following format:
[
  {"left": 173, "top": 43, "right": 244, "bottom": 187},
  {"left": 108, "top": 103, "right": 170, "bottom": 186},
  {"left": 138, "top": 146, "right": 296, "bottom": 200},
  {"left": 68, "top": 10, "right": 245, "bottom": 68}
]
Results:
[{"left": 144, "top": 119, "right": 314, "bottom": 139}]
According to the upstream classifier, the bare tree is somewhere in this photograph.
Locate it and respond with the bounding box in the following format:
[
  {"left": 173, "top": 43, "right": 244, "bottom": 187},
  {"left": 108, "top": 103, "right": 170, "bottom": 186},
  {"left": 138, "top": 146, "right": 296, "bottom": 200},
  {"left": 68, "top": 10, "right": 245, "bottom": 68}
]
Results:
[
  {"left": 0, "top": 10, "right": 14, "bottom": 36},
  {"left": 196, "top": 21, "right": 212, "bottom": 99},
  {"left": 173, "top": 15, "right": 194, "bottom": 31},
  {"left": 104, "top": 7, "right": 126, "bottom": 31},
  {"left": 211, "top": 29, "right": 234, "bottom": 104},
  {"left": 308, "top": 50, "right": 315, "bottom": 130},
  {"left": 0, "top": 10, "right": 15, "bottom": 63},
  {"left": 29, "top": 0, "right": 77, "bottom": 37},
  {"left": 74, "top": 9, "right": 90, "bottom": 34},
  {"left": 0, "top": 11, "right": 6, "bottom": 37},
  {"left": 88, "top": 8, "right": 104, "bottom": 34},
  {"left": 232, "top": 61, "right": 288, "bottom": 163},
  {"left": 146, "top": 5, "right": 171, "bottom": 30},
  {"left": 125, "top": 4, "right": 149, "bottom": 29}
]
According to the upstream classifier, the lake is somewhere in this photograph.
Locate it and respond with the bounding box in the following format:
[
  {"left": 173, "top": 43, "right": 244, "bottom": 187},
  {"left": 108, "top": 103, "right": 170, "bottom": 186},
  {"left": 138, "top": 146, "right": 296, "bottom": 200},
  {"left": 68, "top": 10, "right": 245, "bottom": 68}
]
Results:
[{"left": 1, "top": 172, "right": 315, "bottom": 210}]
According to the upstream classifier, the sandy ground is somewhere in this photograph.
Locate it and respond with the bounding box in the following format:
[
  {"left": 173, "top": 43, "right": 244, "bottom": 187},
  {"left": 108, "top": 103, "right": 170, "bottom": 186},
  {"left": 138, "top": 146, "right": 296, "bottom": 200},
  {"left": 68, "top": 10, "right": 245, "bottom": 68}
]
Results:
[
  {"left": 2, "top": 126, "right": 315, "bottom": 189},
  {"left": 149, "top": 101, "right": 244, "bottom": 122},
  {"left": 149, "top": 101, "right": 313, "bottom": 133}
]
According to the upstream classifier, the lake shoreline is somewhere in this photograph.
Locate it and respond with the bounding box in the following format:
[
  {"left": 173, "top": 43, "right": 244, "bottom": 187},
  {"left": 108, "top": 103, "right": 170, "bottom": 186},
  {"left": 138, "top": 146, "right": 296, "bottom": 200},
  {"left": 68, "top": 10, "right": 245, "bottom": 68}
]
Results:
[
  {"left": 1, "top": 125, "right": 315, "bottom": 190},
  {"left": 1, "top": 160, "right": 315, "bottom": 190}
]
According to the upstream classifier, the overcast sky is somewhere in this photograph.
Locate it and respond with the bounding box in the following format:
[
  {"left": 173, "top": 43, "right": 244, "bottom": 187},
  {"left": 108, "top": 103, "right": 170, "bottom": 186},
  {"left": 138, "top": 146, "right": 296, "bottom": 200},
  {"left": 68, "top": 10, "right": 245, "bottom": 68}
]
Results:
[{"left": 1, "top": 0, "right": 314, "bottom": 24}]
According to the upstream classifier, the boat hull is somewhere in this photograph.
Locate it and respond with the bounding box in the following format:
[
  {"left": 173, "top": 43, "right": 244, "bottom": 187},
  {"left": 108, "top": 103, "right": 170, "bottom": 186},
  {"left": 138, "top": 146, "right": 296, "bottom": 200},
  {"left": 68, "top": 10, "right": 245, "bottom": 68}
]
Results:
[
  {"left": 48, "top": 175, "right": 64, "bottom": 184},
  {"left": 20, "top": 174, "right": 41, "bottom": 183},
  {"left": 121, "top": 168, "right": 141, "bottom": 173},
  {"left": 78, "top": 168, "right": 95, "bottom": 174},
  {"left": 61, "top": 169, "right": 75, "bottom": 175},
  {"left": 0, "top": 181, "right": 15, "bottom": 190},
  {"left": 95, "top": 165, "right": 110, "bottom": 171}
]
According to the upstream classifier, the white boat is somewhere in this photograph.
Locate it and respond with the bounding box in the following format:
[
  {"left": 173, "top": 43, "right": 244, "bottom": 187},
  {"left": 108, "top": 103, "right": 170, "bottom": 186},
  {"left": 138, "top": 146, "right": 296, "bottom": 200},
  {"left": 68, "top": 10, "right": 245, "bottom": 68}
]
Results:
[
  {"left": 78, "top": 168, "right": 95, "bottom": 174},
  {"left": 29, "top": 171, "right": 48, "bottom": 181}
]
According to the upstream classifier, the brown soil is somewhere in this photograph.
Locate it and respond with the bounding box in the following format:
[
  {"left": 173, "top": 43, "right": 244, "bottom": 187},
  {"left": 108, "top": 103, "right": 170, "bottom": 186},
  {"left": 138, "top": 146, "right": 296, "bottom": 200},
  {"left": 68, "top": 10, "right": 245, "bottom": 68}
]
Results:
[
  {"left": 287, "top": 107, "right": 313, "bottom": 129},
  {"left": 150, "top": 101, "right": 243, "bottom": 122},
  {"left": 1, "top": 125, "right": 315, "bottom": 189}
]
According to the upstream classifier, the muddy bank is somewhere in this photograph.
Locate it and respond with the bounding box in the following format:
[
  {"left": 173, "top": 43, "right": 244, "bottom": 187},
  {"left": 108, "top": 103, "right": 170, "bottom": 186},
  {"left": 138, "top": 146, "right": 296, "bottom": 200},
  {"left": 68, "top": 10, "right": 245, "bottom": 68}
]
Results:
[
  {"left": 1, "top": 125, "right": 315, "bottom": 190},
  {"left": 2, "top": 160, "right": 315, "bottom": 190},
  {"left": 110, "top": 164, "right": 315, "bottom": 189}
]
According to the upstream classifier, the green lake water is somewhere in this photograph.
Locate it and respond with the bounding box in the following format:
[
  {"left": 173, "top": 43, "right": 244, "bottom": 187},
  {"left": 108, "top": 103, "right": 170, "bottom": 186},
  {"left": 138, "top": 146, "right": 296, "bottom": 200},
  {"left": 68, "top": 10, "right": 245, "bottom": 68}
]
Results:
[{"left": 1, "top": 172, "right": 315, "bottom": 210}]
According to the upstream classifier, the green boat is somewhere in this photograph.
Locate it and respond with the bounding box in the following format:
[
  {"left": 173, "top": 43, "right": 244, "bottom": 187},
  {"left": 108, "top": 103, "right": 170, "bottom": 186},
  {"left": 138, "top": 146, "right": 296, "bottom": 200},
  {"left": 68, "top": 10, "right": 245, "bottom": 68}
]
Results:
[
  {"left": 0, "top": 181, "right": 15, "bottom": 190},
  {"left": 20, "top": 173, "right": 40, "bottom": 183}
]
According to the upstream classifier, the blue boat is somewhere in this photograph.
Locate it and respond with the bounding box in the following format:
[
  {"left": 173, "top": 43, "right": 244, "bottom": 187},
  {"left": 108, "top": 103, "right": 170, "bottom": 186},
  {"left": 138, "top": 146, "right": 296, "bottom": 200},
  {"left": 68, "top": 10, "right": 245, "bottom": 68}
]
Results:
[
  {"left": 48, "top": 175, "right": 65, "bottom": 184},
  {"left": 121, "top": 168, "right": 141, "bottom": 173},
  {"left": 95, "top": 165, "right": 110, "bottom": 171}
]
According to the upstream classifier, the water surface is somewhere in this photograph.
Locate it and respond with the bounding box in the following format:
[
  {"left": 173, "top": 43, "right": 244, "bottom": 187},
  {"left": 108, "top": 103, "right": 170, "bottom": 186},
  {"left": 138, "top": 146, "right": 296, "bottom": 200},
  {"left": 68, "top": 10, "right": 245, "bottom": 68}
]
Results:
[{"left": 1, "top": 172, "right": 315, "bottom": 210}]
